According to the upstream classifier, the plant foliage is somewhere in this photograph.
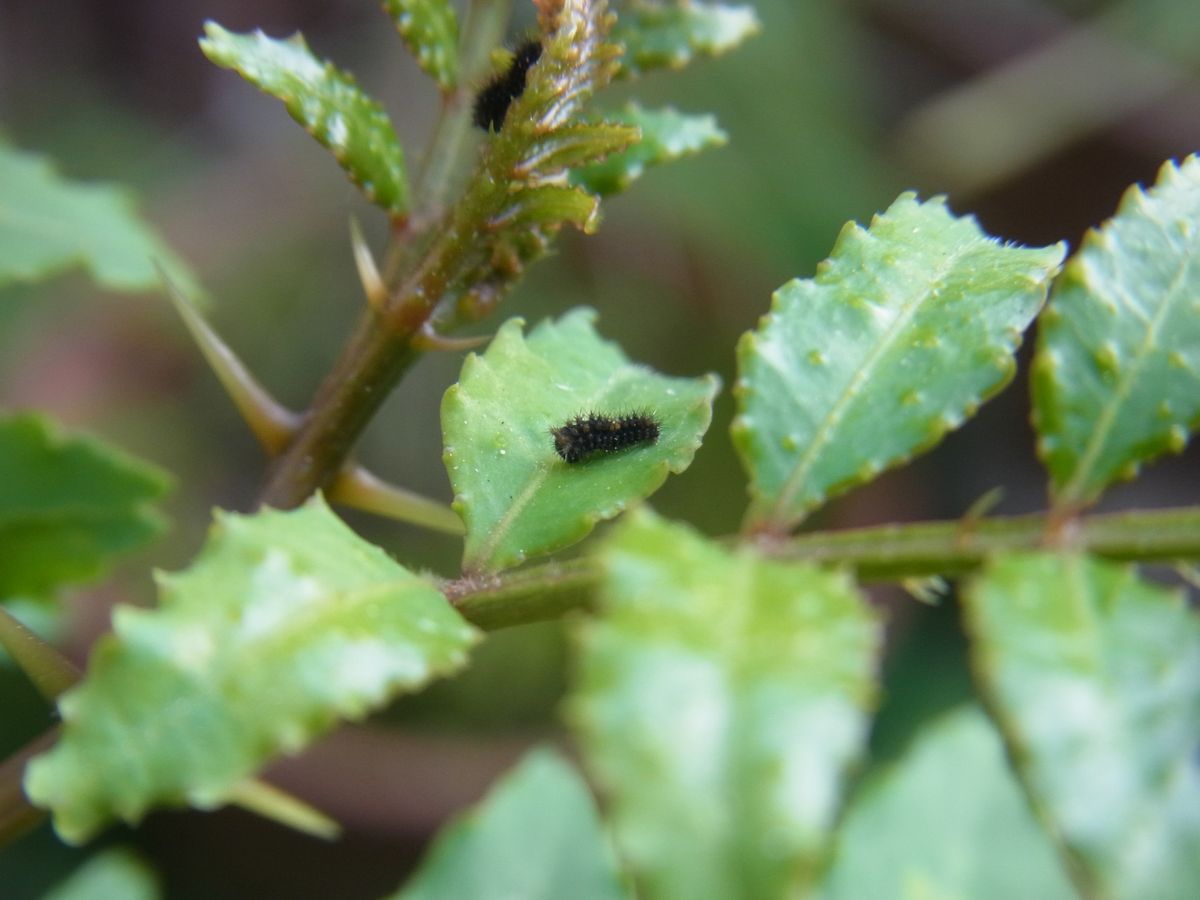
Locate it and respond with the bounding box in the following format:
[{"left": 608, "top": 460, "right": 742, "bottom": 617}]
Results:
[
  {"left": 0, "top": 140, "right": 194, "bottom": 294},
  {"left": 965, "top": 554, "right": 1200, "bottom": 899},
  {"left": 571, "top": 510, "right": 879, "bottom": 899},
  {"left": 24, "top": 498, "right": 478, "bottom": 843},
  {"left": 0, "top": 413, "right": 169, "bottom": 603},
  {"left": 1033, "top": 155, "right": 1200, "bottom": 510},
  {"left": 382, "top": 0, "right": 459, "bottom": 90},
  {"left": 443, "top": 311, "right": 717, "bottom": 573},
  {"left": 734, "top": 193, "right": 1064, "bottom": 533},
  {"left": 392, "top": 749, "right": 628, "bottom": 900},
  {"left": 2, "top": 1, "right": 1198, "bottom": 898},
  {"left": 200, "top": 23, "right": 411, "bottom": 215}
]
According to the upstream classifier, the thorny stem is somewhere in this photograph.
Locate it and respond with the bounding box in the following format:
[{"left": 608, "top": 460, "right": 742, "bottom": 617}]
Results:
[
  {"left": 259, "top": 309, "right": 416, "bottom": 507},
  {"left": 260, "top": 0, "right": 514, "bottom": 509},
  {"left": 0, "top": 0, "right": 526, "bottom": 843}
]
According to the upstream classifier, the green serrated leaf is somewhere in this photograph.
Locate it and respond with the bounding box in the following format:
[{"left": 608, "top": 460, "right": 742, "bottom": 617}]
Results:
[
  {"left": 382, "top": 0, "right": 458, "bottom": 89},
  {"left": 443, "top": 310, "right": 718, "bottom": 574},
  {"left": 571, "top": 103, "right": 727, "bottom": 195},
  {"left": 519, "top": 122, "right": 641, "bottom": 180},
  {"left": 964, "top": 553, "right": 1200, "bottom": 900},
  {"left": 1032, "top": 154, "right": 1200, "bottom": 510},
  {"left": 24, "top": 497, "right": 478, "bottom": 844},
  {"left": 472, "top": 0, "right": 624, "bottom": 233},
  {"left": 570, "top": 509, "right": 881, "bottom": 899},
  {"left": 498, "top": 0, "right": 621, "bottom": 145},
  {"left": 733, "top": 193, "right": 1064, "bottom": 533},
  {"left": 44, "top": 848, "right": 159, "bottom": 900},
  {"left": 819, "top": 707, "right": 1076, "bottom": 900},
  {"left": 392, "top": 749, "right": 629, "bottom": 900},
  {"left": 0, "top": 140, "right": 197, "bottom": 295},
  {"left": 0, "top": 413, "right": 170, "bottom": 600},
  {"left": 200, "top": 22, "right": 409, "bottom": 215},
  {"left": 412, "top": 0, "right": 625, "bottom": 334},
  {"left": 613, "top": 1, "right": 760, "bottom": 76},
  {"left": 492, "top": 184, "right": 600, "bottom": 233}
]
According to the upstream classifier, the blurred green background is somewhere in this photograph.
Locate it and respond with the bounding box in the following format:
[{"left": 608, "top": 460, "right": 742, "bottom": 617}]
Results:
[{"left": 1, "top": 0, "right": 1198, "bottom": 896}]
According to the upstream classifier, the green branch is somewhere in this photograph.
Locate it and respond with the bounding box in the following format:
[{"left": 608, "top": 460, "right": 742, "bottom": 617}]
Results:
[
  {"left": 449, "top": 505, "right": 1200, "bottom": 630},
  {"left": 445, "top": 557, "right": 598, "bottom": 630}
]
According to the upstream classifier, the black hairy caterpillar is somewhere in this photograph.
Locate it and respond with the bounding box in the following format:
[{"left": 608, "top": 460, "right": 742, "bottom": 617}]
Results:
[
  {"left": 551, "top": 412, "right": 662, "bottom": 463},
  {"left": 472, "top": 39, "right": 543, "bottom": 132}
]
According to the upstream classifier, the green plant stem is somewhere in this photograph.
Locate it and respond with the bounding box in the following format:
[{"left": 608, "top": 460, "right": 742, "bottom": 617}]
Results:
[
  {"left": 445, "top": 557, "right": 598, "bottom": 630},
  {"left": 777, "top": 505, "right": 1200, "bottom": 577},
  {"left": 259, "top": 310, "right": 415, "bottom": 507},
  {"left": 448, "top": 505, "right": 1200, "bottom": 629},
  {"left": 0, "top": 607, "right": 81, "bottom": 702},
  {"left": 259, "top": 0, "right": 514, "bottom": 510}
]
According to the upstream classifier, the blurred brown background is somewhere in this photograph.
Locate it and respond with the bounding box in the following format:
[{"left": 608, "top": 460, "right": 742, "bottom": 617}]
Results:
[{"left": 2, "top": 0, "right": 1198, "bottom": 896}]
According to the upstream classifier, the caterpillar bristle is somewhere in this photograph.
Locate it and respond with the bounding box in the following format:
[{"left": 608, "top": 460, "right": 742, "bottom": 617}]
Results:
[{"left": 550, "top": 411, "right": 662, "bottom": 463}]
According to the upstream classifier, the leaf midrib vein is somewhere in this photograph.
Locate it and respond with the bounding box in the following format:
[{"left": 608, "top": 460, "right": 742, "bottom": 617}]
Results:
[
  {"left": 770, "top": 247, "right": 964, "bottom": 524},
  {"left": 1059, "top": 221, "right": 1199, "bottom": 505}
]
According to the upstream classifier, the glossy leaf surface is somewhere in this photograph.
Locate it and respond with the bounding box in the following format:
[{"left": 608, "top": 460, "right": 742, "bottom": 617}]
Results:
[
  {"left": 965, "top": 553, "right": 1200, "bottom": 900},
  {"left": 571, "top": 510, "right": 880, "bottom": 899},
  {"left": 734, "top": 193, "right": 1064, "bottom": 532},
  {"left": 393, "top": 749, "right": 629, "bottom": 900},
  {"left": 1032, "top": 154, "right": 1200, "bottom": 509},
  {"left": 382, "top": 0, "right": 458, "bottom": 89},
  {"left": 25, "top": 498, "right": 478, "bottom": 843},
  {"left": 0, "top": 413, "right": 170, "bottom": 600},
  {"left": 443, "top": 310, "right": 717, "bottom": 573},
  {"left": 201, "top": 23, "right": 409, "bottom": 214}
]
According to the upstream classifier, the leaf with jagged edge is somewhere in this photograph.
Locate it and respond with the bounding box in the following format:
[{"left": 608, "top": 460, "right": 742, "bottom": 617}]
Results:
[
  {"left": 381, "top": 0, "right": 458, "bottom": 89},
  {"left": 819, "top": 707, "right": 1076, "bottom": 900},
  {"left": 569, "top": 510, "right": 881, "bottom": 900},
  {"left": 491, "top": 185, "right": 600, "bottom": 234},
  {"left": 613, "top": 1, "right": 760, "bottom": 76},
  {"left": 733, "top": 193, "right": 1064, "bottom": 534},
  {"left": 200, "top": 23, "right": 409, "bottom": 215},
  {"left": 0, "top": 140, "right": 198, "bottom": 296},
  {"left": 0, "top": 413, "right": 170, "bottom": 602},
  {"left": 515, "top": 122, "right": 640, "bottom": 180},
  {"left": 391, "top": 749, "right": 629, "bottom": 900},
  {"left": 964, "top": 553, "right": 1200, "bottom": 900},
  {"left": 1032, "top": 155, "right": 1200, "bottom": 511},
  {"left": 442, "top": 309, "right": 718, "bottom": 574},
  {"left": 496, "top": 0, "right": 621, "bottom": 146},
  {"left": 24, "top": 497, "right": 478, "bottom": 844},
  {"left": 411, "top": 0, "right": 633, "bottom": 338},
  {"left": 43, "top": 848, "right": 159, "bottom": 900},
  {"left": 571, "top": 103, "right": 727, "bottom": 195}
]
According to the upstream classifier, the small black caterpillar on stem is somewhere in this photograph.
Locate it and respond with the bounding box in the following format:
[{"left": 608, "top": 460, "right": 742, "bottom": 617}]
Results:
[
  {"left": 551, "top": 412, "right": 662, "bottom": 463},
  {"left": 472, "top": 39, "right": 543, "bottom": 132}
]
